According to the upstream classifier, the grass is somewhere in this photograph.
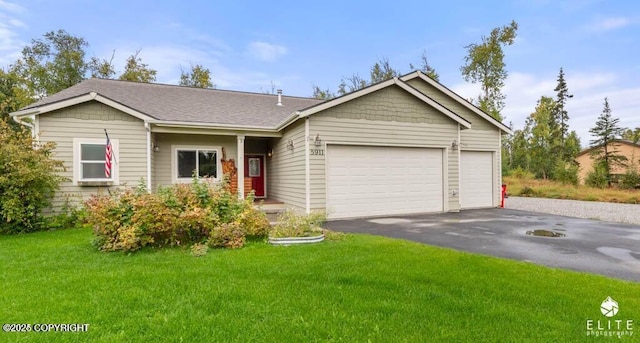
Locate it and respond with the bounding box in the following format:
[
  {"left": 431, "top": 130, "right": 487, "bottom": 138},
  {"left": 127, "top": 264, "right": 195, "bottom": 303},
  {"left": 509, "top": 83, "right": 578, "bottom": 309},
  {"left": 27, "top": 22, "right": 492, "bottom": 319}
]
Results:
[
  {"left": 1, "top": 228, "right": 639, "bottom": 342},
  {"left": 504, "top": 175, "right": 640, "bottom": 204}
]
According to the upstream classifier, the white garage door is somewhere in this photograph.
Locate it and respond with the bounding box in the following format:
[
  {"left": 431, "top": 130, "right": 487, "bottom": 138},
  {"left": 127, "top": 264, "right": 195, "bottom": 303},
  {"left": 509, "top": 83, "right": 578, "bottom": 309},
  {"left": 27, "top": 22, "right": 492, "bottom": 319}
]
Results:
[
  {"left": 326, "top": 145, "right": 443, "bottom": 219},
  {"left": 461, "top": 151, "right": 494, "bottom": 209}
]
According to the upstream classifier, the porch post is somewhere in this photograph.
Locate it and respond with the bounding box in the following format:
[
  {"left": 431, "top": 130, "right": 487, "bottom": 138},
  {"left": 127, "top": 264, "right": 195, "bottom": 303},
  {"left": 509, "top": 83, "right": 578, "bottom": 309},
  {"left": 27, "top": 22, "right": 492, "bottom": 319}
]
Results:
[{"left": 237, "top": 134, "right": 245, "bottom": 199}]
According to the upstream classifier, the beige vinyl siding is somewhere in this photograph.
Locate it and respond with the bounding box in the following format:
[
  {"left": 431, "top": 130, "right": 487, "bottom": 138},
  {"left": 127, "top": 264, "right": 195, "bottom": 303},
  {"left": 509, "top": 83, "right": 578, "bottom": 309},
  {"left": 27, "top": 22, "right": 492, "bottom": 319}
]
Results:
[
  {"left": 407, "top": 78, "right": 502, "bottom": 207},
  {"left": 266, "top": 120, "right": 306, "bottom": 210},
  {"left": 309, "top": 85, "right": 460, "bottom": 212},
  {"left": 37, "top": 101, "right": 147, "bottom": 212},
  {"left": 153, "top": 133, "right": 237, "bottom": 188}
]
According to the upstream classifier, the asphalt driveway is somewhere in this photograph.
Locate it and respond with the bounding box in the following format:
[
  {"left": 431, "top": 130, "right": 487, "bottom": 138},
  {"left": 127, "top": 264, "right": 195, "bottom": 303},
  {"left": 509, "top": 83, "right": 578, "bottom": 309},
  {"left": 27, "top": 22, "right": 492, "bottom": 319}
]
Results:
[{"left": 325, "top": 208, "right": 640, "bottom": 282}]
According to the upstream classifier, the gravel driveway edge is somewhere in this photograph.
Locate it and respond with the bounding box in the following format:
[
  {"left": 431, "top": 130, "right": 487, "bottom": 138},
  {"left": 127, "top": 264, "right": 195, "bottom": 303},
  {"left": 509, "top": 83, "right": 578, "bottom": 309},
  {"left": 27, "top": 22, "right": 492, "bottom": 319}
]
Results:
[{"left": 505, "top": 196, "right": 640, "bottom": 226}]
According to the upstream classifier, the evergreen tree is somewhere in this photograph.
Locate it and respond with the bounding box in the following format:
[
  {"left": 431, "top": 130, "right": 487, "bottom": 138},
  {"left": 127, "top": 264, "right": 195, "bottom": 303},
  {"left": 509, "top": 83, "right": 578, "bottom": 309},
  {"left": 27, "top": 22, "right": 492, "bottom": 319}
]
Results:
[
  {"left": 553, "top": 67, "right": 572, "bottom": 143},
  {"left": 588, "top": 97, "right": 626, "bottom": 186}
]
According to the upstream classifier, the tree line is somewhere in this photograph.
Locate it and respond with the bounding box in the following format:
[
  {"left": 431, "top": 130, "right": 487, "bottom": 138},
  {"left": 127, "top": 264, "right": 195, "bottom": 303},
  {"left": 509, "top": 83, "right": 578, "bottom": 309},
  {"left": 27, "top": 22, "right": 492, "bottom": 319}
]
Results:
[
  {"left": 2, "top": 26, "right": 639, "bottom": 188},
  {"left": 311, "top": 20, "right": 639, "bottom": 189},
  {"left": 1, "top": 29, "right": 214, "bottom": 127}
]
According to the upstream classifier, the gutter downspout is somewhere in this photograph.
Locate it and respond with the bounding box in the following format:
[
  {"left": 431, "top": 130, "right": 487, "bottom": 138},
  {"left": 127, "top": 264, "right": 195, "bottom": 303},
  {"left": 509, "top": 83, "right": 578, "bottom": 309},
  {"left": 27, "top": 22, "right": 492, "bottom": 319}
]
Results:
[
  {"left": 145, "top": 122, "right": 152, "bottom": 193},
  {"left": 13, "top": 115, "right": 35, "bottom": 136}
]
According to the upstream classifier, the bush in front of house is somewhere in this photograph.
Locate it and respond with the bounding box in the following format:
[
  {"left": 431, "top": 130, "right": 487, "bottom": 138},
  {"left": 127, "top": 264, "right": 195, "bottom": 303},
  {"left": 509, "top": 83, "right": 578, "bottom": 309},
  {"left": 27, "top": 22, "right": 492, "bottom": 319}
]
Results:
[
  {"left": 619, "top": 168, "right": 640, "bottom": 190},
  {"left": 269, "top": 210, "right": 326, "bottom": 238},
  {"left": 84, "top": 179, "right": 270, "bottom": 252},
  {"left": 0, "top": 120, "right": 65, "bottom": 234},
  {"left": 585, "top": 162, "right": 609, "bottom": 189}
]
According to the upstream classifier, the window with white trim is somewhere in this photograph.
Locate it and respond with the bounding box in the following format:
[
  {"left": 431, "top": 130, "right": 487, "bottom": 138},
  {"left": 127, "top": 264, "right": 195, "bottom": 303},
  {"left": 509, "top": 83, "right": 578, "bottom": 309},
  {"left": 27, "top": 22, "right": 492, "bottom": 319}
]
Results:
[
  {"left": 72, "top": 138, "right": 119, "bottom": 185},
  {"left": 172, "top": 146, "right": 221, "bottom": 183}
]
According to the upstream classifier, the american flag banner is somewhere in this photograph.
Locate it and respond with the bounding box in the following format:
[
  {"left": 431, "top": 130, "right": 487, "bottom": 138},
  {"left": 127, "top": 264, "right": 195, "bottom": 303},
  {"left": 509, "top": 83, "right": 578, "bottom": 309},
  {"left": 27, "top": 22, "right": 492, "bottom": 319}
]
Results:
[{"left": 105, "top": 130, "right": 112, "bottom": 178}]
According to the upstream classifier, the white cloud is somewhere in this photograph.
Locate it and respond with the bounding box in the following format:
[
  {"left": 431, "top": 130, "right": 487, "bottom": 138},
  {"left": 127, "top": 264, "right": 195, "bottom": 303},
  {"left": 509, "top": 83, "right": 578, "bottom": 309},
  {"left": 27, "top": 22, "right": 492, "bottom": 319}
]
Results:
[
  {"left": 451, "top": 70, "right": 640, "bottom": 146},
  {"left": 0, "top": 0, "right": 24, "bottom": 13},
  {"left": 246, "top": 41, "right": 287, "bottom": 62},
  {"left": 0, "top": 2, "right": 27, "bottom": 66},
  {"left": 586, "top": 16, "right": 632, "bottom": 32}
]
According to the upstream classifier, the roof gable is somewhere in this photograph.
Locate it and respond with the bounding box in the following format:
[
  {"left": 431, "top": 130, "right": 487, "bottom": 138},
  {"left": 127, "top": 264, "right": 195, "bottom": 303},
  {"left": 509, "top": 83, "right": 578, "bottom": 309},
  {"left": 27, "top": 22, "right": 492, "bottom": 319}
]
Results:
[
  {"left": 12, "top": 78, "right": 322, "bottom": 129},
  {"left": 400, "top": 71, "right": 512, "bottom": 134},
  {"left": 296, "top": 77, "right": 471, "bottom": 129}
]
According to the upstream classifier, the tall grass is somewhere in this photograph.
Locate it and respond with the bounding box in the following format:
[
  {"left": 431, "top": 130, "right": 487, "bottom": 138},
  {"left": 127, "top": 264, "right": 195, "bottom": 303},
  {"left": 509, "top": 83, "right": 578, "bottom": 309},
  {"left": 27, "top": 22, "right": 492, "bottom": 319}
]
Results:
[{"left": 504, "top": 175, "right": 640, "bottom": 203}]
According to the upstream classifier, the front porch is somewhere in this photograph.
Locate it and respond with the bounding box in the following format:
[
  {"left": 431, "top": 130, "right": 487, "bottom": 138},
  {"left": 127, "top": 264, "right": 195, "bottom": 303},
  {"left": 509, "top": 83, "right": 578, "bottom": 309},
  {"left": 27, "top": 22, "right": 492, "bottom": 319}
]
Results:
[{"left": 151, "top": 131, "right": 280, "bottom": 200}]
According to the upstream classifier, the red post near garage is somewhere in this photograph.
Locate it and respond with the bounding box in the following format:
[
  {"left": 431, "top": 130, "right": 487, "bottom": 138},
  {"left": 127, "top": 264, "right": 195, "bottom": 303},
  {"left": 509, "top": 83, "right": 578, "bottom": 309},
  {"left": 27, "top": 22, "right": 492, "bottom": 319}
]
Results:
[{"left": 500, "top": 184, "right": 507, "bottom": 208}]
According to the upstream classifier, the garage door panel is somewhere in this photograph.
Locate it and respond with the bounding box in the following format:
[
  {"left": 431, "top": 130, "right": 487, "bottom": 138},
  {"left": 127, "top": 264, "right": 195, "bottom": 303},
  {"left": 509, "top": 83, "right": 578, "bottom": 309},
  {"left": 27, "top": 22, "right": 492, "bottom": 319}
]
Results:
[
  {"left": 327, "top": 145, "right": 444, "bottom": 219},
  {"left": 461, "top": 151, "right": 493, "bottom": 209}
]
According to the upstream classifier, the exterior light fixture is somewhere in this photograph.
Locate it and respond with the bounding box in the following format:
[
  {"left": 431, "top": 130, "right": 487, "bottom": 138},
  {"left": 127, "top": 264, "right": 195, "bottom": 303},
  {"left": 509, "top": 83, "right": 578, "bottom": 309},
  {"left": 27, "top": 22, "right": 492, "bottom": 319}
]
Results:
[
  {"left": 314, "top": 134, "right": 322, "bottom": 147},
  {"left": 286, "top": 139, "right": 294, "bottom": 150},
  {"left": 451, "top": 140, "right": 458, "bottom": 150}
]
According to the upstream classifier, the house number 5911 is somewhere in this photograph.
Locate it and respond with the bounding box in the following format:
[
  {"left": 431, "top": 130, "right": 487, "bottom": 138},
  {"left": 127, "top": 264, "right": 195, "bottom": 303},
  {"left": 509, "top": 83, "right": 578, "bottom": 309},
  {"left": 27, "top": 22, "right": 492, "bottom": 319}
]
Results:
[{"left": 310, "top": 149, "right": 324, "bottom": 156}]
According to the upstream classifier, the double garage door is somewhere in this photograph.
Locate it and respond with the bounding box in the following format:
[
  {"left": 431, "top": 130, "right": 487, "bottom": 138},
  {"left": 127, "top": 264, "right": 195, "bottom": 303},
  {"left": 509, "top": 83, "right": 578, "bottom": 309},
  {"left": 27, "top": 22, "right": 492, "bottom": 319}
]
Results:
[
  {"left": 326, "top": 145, "right": 443, "bottom": 219},
  {"left": 325, "top": 146, "right": 495, "bottom": 219}
]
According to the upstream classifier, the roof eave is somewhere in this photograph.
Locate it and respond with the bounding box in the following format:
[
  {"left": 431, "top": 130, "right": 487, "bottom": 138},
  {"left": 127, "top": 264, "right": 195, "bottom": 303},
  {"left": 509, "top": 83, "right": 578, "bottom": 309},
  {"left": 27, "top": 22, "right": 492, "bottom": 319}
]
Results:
[
  {"left": 400, "top": 71, "right": 513, "bottom": 134},
  {"left": 151, "top": 120, "right": 280, "bottom": 132},
  {"left": 10, "top": 92, "right": 157, "bottom": 123}
]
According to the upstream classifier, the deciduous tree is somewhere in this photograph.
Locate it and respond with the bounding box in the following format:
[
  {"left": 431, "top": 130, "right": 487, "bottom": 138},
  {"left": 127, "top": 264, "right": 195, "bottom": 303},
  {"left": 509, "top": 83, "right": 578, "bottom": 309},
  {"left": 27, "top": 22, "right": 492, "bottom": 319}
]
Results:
[
  {"left": 13, "top": 29, "right": 89, "bottom": 98},
  {"left": 460, "top": 20, "right": 518, "bottom": 121},
  {"left": 88, "top": 50, "right": 116, "bottom": 79},
  {"left": 0, "top": 68, "right": 32, "bottom": 131},
  {"left": 311, "top": 85, "right": 334, "bottom": 100},
  {"left": 119, "top": 50, "right": 157, "bottom": 83},
  {"left": 179, "top": 64, "right": 214, "bottom": 88},
  {"left": 622, "top": 127, "right": 640, "bottom": 143},
  {"left": 409, "top": 50, "right": 439, "bottom": 81}
]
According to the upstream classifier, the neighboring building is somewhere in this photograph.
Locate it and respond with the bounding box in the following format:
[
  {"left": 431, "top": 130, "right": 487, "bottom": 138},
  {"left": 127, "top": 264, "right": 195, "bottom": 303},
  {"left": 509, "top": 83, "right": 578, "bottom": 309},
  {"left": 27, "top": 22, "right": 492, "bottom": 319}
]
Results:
[
  {"left": 10, "top": 71, "right": 511, "bottom": 219},
  {"left": 575, "top": 140, "right": 640, "bottom": 184}
]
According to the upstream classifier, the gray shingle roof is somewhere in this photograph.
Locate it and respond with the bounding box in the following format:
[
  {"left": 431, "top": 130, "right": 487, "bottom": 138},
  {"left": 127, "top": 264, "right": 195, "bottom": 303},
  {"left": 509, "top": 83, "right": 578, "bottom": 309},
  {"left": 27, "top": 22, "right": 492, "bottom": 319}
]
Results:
[{"left": 23, "top": 78, "right": 323, "bottom": 128}]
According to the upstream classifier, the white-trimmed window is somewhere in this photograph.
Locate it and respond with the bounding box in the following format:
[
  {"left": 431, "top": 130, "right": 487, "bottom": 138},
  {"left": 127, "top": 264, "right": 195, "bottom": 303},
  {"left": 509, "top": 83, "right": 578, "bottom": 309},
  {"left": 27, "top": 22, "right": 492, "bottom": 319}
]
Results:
[
  {"left": 172, "top": 145, "right": 221, "bottom": 183},
  {"left": 72, "top": 138, "right": 119, "bottom": 185}
]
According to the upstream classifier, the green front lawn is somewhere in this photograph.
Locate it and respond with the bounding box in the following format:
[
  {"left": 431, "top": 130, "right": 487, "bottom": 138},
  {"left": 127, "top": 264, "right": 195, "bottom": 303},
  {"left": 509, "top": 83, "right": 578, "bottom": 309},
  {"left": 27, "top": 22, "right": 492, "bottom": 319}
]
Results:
[{"left": 1, "top": 228, "right": 638, "bottom": 342}]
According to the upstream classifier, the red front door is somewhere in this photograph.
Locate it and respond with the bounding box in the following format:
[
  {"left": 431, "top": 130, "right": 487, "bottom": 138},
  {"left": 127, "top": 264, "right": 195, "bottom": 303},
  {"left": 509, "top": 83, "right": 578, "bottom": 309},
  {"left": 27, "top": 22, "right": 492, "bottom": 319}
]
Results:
[{"left": 244, "top": 155, "right": 265, "bottom": 197}]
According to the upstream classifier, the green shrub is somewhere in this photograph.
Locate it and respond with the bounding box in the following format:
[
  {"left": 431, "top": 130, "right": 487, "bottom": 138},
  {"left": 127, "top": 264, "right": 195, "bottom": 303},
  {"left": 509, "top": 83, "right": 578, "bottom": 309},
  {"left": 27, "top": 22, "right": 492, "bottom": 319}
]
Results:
[
  {"left": 270, "top": 210, "right": 326, "bottom": 238},
  {"left": 509, "top": 167, "right": 535, "bottom": 180},
  {"left": 45, "top": 196, "right": 87, "bottom": 230},
  {"left": 520, "top": 186, "right": 536, "bottom": 197},
  {"left": 84, "top": 178, "right": 269, "bottom": 252},
  {"left": 552, "top": 161, "right": 579, "bottom": 186},
  {"left": 619, "top": 169, "right": 640, "bottom": 189},
  {"left": 585, "top": 163, "right": 608, "bottom": 189},
  {"left": 190, "top": 243, "right": 209, "bottom": 257},
  {"left": 0, "top": 120, "right": 65, "bottom": 233},
  {"left": 207, "top": 222, "right": 246, "bottom": 249}
]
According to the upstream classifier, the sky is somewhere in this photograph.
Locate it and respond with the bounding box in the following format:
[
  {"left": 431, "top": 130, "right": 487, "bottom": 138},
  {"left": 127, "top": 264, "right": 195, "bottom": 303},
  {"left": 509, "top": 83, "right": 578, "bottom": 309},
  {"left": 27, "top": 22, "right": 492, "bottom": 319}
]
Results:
[{"left": 1, "top": 0, "right": 639, "bottom": 144}]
